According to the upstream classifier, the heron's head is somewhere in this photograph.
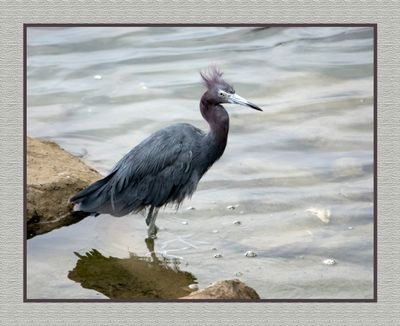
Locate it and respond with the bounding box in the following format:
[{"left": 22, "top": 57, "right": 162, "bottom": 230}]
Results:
[{"left": 200, "top": 66, "right": 262, "bottom": 111}]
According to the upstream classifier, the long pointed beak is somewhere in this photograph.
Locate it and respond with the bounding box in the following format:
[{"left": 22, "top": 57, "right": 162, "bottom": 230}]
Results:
[{"left": 228, "top": 93, "right": 263, "bottom": 111}]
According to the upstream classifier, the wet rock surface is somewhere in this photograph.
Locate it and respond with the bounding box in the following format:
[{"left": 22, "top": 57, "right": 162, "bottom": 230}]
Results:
[
  {"left": 180, "top": 279, "right": 260, "bottom": 300},
  {"left": 27, "top": 137, "right": 102, "bottom": 238}
]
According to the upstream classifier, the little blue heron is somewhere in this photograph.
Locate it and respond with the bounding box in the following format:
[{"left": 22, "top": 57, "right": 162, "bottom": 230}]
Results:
[{"left": 70, "top": 67, "right": 262, "bottom": 238}]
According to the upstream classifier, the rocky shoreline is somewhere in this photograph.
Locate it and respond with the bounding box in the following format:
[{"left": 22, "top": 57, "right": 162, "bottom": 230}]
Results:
[{"left": 27, "top": 137, "right": 102, "bottom": 238}]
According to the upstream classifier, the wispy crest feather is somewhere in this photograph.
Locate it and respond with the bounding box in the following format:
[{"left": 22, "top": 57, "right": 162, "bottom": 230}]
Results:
[{"left": 200, "top": 66, "right": 225, "bottom": 89}]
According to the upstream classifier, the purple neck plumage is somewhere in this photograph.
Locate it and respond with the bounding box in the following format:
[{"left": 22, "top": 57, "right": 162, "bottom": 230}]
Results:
[{"left": 200, "top": 91, "right": 229, "bottom": 157}]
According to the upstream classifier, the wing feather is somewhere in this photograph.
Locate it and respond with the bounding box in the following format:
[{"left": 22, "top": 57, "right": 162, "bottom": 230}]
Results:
[
  {"left": 72, "top": 123, "right": 204, "bottom": 216},
  {"left": 107, "top": 124, "right": 202, "bottom": 213}
]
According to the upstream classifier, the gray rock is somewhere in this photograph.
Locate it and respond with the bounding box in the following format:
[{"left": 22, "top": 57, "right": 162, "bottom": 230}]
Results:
[
  {"left": 244, "top": 251, "right": 257, "bottom": 257},
  {"left": 180, "top": 279, "right": 260, "bottom": 299}
]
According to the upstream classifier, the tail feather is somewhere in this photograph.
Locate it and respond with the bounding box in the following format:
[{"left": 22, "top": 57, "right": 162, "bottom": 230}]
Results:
[{"left": 70, "top": 171, "right": 117, "bottom": 211}]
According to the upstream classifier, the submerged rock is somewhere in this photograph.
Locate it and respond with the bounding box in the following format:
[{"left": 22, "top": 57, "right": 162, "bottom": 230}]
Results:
[
  {"left": 305, "top": 207, "right": 331, "bottom": 224},
  {"left": 27, "top": 137, "right": 102, "bottom": 238},
  {"left": 180, "top": 279, "right": 260, "bottom": 300}
]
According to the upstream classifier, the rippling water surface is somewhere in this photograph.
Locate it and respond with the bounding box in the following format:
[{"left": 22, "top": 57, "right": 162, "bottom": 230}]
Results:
[{"left": 27, "top": 26, "right": 374, "bottom": 299}]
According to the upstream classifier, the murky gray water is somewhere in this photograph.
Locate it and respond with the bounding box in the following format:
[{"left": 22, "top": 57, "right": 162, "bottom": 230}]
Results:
[{"left": 27, "top": 26, "right": 374, "bottom": 299}]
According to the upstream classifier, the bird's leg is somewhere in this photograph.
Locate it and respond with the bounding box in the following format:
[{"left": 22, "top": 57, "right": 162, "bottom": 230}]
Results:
[
  {"left": 144, "top": 237, "right": 159, "bottom": 263},
  {"left": 146, "top": 206, "right": 159, "bottom": 239},
  {"left": 145, "top": 206, "right": 154, "bottom": 226}
]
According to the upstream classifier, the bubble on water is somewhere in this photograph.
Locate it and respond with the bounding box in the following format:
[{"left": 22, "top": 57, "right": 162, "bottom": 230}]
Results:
[
  {"left": 348, "top": 226, "right": 354, "bottom": 230},
  {"left": 212, "top": 229, "right": 219, "bottom": 233},
  {"left": 181, "top": 221, "right": 188, "bottom": 225},
  {"left": 306, "top": 207, "right": 331, "bottom": 224},
  {"left": 244, "top": 251, "right": 257, "bottom": 257},
  {"left": 188, "top": 284, "right": 199, "bottom": 290},
  {"left": 93, "top": 75, "right": 102, "bottom": 80},
  {"left": 322, "top": 258, "right": 336, "bottom": 265},
  {"left": 214, "top": 253, "right": 223, "bottom": 258},
  {"left": 186, "top": 206, "right": 195, "bottom": 210}
]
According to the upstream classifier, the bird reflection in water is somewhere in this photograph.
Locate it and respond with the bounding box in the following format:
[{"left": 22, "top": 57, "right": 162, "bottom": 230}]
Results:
[{"left": 68, "top": 237, "right": 197, "bottom": 299}]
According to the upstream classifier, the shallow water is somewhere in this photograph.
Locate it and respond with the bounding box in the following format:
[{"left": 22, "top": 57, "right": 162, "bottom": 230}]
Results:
[{"left": 27, "top": 26, "right": 374, "bottom": 299}]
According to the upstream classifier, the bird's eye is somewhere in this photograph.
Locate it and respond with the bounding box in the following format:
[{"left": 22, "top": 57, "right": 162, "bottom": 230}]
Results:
[{"left": 219, "top": 91, "right": 224, "bottom": 97}]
